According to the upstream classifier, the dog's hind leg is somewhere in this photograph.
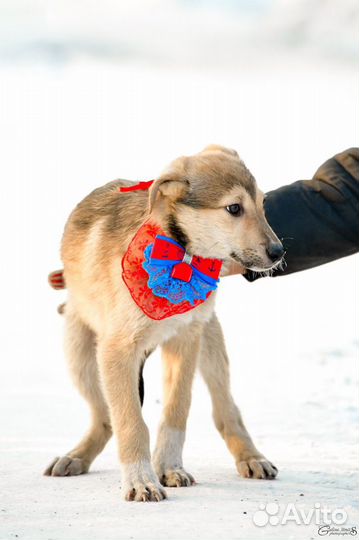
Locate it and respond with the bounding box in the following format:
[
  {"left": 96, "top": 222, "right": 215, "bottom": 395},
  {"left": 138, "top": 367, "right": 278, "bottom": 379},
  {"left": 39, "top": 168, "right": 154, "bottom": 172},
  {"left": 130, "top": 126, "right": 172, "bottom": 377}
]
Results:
[
  {"left": 152, "top": 323, "right": 202, "bottom": 488},
  {"left": 199, "top": 313, "right": 278, "bottom": 480},
  {"left": 44, "top": 304, "right": 112, "bottom": 477}
]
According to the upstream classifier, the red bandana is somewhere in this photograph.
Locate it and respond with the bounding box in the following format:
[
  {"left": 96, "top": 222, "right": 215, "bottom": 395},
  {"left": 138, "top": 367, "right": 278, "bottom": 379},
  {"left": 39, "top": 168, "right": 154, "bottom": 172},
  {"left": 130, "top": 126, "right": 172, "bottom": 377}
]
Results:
[
  {"left": 122, "top": 221, "right": 222, "bottom": 320},
  {"left": 119, "top": 180, "right": 154, "bottom": 193},
  {"left": 120, "top": 180, "right": 222, "bottom": 320}
]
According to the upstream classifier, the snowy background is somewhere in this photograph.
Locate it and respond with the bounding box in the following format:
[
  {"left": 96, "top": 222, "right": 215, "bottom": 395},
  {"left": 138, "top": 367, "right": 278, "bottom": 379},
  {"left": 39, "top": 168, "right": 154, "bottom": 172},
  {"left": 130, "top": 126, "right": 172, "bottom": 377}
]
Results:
[{"left": 0, "top": 1, "right": 358, "bottom": 539}]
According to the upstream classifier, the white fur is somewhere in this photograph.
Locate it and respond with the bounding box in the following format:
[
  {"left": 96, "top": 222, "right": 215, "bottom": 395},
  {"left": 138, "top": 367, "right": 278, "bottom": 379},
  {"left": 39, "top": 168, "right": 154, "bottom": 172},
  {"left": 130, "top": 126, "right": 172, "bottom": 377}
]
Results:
[
  {"left": 153, "top": 426, "right": 185, "bottom": 474},
  {"left": 121, "top": 460, "right": 162, "bottom": 497}
]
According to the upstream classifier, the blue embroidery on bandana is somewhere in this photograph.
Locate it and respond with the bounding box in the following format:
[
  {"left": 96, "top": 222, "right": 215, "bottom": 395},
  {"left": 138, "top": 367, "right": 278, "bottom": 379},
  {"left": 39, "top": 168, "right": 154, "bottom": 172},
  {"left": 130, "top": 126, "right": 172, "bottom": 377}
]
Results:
[{"left": 142, "top": 244, "right": 218, "bottom": 306}]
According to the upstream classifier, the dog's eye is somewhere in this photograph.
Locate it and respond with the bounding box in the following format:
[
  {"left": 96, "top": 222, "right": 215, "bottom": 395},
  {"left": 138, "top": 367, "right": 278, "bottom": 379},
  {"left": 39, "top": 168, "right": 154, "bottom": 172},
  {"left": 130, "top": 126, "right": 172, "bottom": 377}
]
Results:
[{"left": 226, "top": 204, "right": 243, "bottom": 217}]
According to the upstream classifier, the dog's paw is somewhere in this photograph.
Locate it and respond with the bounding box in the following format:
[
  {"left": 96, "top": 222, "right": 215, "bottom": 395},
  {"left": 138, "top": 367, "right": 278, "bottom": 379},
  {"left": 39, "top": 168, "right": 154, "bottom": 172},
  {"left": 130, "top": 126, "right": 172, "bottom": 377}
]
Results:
[
  {"left": 236, "top": 456, "right": 278, "bottom": 480},
  {"left": 121, "top": 461, "right": 167, "bottom": 502},
  {"left": 43, "top": 455, "right": 89, "bottom": 477},
  {"left": 159, "top": 468, "right": 195, "bottom": 487},
  {"left": 124, "top": 482, "right": 167, "bottom": 502}
]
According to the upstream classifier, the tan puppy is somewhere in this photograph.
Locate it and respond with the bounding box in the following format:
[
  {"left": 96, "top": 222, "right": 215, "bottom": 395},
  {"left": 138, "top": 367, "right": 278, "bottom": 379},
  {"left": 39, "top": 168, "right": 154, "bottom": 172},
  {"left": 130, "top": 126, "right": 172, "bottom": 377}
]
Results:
[{"left": 45, "top": 145, "right": 283, "bottom": 502}]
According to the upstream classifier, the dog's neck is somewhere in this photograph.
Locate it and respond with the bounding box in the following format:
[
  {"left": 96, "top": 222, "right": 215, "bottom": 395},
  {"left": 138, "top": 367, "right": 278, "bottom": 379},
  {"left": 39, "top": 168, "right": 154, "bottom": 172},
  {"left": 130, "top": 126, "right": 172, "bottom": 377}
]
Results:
[{"left": 147, "top": 206, "right": 190, "bottom": 253}]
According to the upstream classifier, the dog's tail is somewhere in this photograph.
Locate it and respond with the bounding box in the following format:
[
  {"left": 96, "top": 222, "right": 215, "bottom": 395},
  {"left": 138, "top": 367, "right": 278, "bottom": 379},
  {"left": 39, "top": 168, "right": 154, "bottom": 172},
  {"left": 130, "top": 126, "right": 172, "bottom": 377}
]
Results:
[
  {"left": 48, "top": 269, "right": 65, "bottom": 289},
  {"left": 48, "top": 269, "right": 66, "bottom": 314}
]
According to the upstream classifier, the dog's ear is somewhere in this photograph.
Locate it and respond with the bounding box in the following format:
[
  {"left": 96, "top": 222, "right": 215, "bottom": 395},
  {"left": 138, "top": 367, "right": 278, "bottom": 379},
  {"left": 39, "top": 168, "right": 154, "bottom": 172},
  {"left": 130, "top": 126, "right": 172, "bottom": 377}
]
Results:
[
  {"left": 149, "top": 173, "right": 190, "bottom": 213},
  {"left": 200, "top": 144, "right": 239, "bottom": 158}
]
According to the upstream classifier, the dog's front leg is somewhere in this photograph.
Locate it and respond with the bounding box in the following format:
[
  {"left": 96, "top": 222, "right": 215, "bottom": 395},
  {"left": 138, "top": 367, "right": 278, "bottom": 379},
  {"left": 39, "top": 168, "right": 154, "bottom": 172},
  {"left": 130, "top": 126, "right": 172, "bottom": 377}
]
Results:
[
  {"left": 97, "top": 337, "right": 166, "bottom": 502},
  {"left": 152, "top": 323, "right": 202, "bottom": 487},
  {"left": 200, "top": 313, "right": 278, "bottom": 479}
]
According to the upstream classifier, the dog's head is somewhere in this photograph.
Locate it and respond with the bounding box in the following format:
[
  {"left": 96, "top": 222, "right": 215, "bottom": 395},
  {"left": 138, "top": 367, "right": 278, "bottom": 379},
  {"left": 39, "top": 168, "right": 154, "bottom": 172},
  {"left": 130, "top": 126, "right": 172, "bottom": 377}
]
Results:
[{"left": 149, "top": 145, "right": 284, "bottom": 272}]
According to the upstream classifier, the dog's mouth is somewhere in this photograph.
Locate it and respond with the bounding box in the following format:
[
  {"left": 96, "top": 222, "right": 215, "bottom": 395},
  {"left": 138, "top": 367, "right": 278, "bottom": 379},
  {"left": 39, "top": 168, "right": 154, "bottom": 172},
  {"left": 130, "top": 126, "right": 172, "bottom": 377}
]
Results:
[{"left": 230, "top": 251, "right": 286, "bottom": 274}]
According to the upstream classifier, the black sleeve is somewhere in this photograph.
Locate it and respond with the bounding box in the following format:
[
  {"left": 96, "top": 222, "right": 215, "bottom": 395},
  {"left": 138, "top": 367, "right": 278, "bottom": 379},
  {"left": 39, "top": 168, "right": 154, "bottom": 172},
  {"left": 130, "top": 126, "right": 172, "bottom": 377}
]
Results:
[{"left": 245, "top": 147, "right": 359, "bottom": 281}]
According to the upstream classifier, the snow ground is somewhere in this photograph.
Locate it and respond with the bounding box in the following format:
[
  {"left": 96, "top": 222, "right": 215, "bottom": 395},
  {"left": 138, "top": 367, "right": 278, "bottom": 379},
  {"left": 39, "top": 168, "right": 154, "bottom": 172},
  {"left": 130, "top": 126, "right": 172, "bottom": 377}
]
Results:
[{"left": 0, "top": 20, "right": 358, "bottom": 540}]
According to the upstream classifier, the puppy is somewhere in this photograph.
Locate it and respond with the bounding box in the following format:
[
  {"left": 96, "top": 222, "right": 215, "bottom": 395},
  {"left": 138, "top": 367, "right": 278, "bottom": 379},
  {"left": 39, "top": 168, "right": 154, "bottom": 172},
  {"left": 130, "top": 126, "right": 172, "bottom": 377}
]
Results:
[{"left": 45, "top": 145, "right": 283, "bottom": 502}]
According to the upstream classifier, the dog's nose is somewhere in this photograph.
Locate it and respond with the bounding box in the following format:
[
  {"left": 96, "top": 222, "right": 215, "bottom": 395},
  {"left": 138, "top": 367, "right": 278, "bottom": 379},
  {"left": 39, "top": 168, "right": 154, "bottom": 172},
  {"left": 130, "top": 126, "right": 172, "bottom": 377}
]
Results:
[{"left": 266, "top": 242, "right": 284, "bottom": 263}]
